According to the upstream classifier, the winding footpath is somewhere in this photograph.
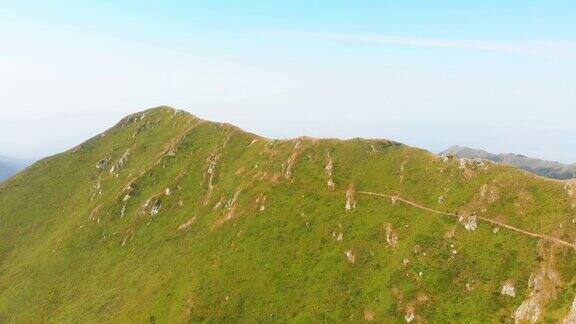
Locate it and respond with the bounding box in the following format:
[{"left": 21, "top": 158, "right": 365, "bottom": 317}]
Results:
[{"left": 357, "top": 190, "right": 576, "bottom": 249}]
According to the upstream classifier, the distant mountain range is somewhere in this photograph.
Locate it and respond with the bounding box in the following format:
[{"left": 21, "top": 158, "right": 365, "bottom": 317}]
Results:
[
  {"left": 441, "top": 145, "right": 576, "bottom": 180},
  {"left": 0, "top": 156, "right": 32, "bottom": 181}
]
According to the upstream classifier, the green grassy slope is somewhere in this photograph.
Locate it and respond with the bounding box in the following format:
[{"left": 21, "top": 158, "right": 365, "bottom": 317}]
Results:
[{"left": 0, "top": 106, "right": 575, "bottom": 323}]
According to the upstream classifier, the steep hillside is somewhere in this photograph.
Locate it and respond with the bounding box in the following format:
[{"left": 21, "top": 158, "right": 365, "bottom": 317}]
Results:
[
  {"left": 1, "top": 107, "right": 575, "bottom": 323},
  {"left": 442, "top": 145, "right": 576, "bottom": 180}
]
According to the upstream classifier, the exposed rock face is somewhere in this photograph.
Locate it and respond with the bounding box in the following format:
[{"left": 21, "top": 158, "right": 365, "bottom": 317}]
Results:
[
  {"left": 325, "top": 153, "right": 335, "bottom": 190},
  {"left": 327, "top": 178, "right": 335, "bottom": 190},
  {"left": 514, "top": 243, "right": 562, "bottom": 323},
  {"left": 254, "top": 194, "right": 267, "bottom": 212},
  {"left": 213, "top": 187, "right": 243, "bottom": 228},
  {"left": 96, "top": 157, "right": 110, "bottom": 170},
  {"left": 385, "top": 223, "right": 398, "bottom": 247},
  {"left": 345, "top": 187, "right": 356, "bottom": 211},
  {"left": 282, "top": 141, "right": 301, "bottom": 180},
  {"left": 150, "top": 200, "right": 161, "bottom": 216},
  {"left": 515, "top": 298, "right": 542, "bottom": 323},
  {"left": 90, "top": 177, "right": 102, "bottom": 200},
  {"left": 109, "top": 150, "right": 130, "bottom": 176},
  {"left": 564, "top": 296, "right": 576, "bottom": 324},
  {"left": 203, "top": 153, "right": 220, "bottom": 204},
  {"left": 178, "top": 216, "right": 197, "bottom": 231},
  {"left": 120, "top": 204, "right": 126, "bottom": 218}
]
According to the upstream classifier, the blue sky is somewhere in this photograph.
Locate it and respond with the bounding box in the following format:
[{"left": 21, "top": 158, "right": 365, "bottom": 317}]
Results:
[{"left": 1, "top": 1, "right": 575, "bottom": 162}]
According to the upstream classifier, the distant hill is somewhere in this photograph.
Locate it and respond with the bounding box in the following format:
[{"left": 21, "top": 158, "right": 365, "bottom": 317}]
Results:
[
  {"left": 0, "top": 107, "right": 575, "bottom": 322},
  {"left": 441, "top": 145, "right": 576, "bottom": 180},
  {"left": 0, "top": 156, "right": 31, "bottom": 181}
]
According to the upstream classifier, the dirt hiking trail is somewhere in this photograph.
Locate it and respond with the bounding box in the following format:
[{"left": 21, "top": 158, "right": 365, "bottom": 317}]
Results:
[{"left": 357, "top": 190, "right": 576, "bottom": 249}]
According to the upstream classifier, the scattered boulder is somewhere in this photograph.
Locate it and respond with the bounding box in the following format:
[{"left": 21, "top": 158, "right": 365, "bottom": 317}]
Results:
[
  {"left": 404, "top": 307, "right": 415, "bottom": 323},
  {"left": 459, "top": 213, "right": 477, "bottom": 231},
  {"left": 332, "top": 231, "right": 344, "bottom": 241},
  {"left": 444, "top": 227, "right": 456, "bottom": 239},
  {"left": 96, "top": 157, "right": 110, "bottom": 170},
  {"left": 345, "top": 250, "right": 355, "bottom": 263},
  {"left": 438, "top": 195, "right": 445, "bottom": 204},
  {"left": 501, "top": 281, "right": 516, "bottom": 297}
]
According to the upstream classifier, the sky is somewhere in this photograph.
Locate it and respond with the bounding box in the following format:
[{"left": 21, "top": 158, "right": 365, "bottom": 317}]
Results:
[{"left": 1, "top": 1, "right": 575, "bottom": 162}]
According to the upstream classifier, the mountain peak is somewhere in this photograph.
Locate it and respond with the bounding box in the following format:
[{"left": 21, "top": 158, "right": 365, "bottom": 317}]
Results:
[{"left": 1, "top": 108, "right": 576, "bottom": 322}]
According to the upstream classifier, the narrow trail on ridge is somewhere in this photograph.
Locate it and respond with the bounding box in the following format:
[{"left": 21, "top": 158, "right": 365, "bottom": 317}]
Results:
[{"left": 357, "top": 190, "right": 576, "bottom": 249}]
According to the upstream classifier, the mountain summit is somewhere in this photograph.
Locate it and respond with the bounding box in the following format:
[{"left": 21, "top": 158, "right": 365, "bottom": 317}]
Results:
[
  {"left": 1, "top": 107, "right": 575, "bottom": 322},
  {"left": 441, "top": 145, "right": 576, "bottom": 180}
]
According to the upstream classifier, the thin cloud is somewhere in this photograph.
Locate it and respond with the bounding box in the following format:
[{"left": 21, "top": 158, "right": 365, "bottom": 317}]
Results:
[{"left": 258, "top": 30, "right": 576, "bottom": 60}]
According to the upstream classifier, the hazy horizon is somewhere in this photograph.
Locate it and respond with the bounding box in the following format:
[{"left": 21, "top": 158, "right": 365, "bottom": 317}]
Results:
[{"left": 1, "top": 1, "right": 575, "bottom": 163}]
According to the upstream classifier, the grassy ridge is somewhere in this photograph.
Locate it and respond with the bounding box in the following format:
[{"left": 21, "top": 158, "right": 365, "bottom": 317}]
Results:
[{"left": 0, "top": 106, "right": 575, "bottom": 322}]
